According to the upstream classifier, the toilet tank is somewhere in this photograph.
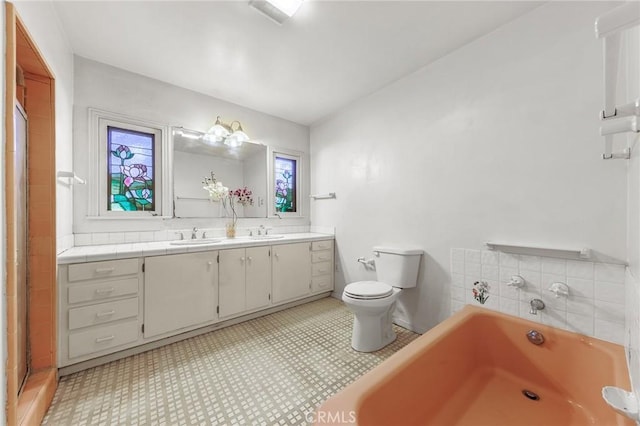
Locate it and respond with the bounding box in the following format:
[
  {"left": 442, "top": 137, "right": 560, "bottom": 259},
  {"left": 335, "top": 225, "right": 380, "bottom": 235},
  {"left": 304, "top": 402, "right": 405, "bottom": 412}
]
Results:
[{"left": 373, "top": 246, "right": 423, "bottom": 288}]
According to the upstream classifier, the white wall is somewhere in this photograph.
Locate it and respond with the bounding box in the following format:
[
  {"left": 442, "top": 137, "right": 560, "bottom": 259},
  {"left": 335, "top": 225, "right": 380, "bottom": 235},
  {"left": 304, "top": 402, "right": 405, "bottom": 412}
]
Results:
[
  {"left": 310, "top": 2, "right": 626, "bottom": 333},
  {"left": 13, "top": 0, "right": 75, "bottom": 254},
  {"left": 624, "top": 23, "right": 640, "bottom": 407},
  {"left": 73, "top": 56, "right": 310, "bottom": 238}
]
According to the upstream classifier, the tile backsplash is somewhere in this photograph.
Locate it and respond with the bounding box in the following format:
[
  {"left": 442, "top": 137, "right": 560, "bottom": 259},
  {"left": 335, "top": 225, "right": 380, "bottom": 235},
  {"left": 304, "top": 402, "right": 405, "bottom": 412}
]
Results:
[
  {"left": 73, "top": 225, "right": 313, "bottom": 247},
  {"left": 625, "top": 269, "right": 640, "bottom": 404},
  {"left": 451, "top": 248, "right": 626, "bottom": 344}
]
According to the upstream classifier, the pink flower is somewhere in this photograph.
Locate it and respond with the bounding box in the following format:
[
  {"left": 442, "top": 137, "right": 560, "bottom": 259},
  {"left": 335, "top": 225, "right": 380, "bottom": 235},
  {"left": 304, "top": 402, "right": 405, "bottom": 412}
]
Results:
[{"left": 121, "top": 164, "right": 151, "bottom": 187}]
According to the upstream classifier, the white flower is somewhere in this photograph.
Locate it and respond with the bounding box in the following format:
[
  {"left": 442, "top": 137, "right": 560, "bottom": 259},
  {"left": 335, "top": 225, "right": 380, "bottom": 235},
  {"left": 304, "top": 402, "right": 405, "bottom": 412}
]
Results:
[{"left": 202, "top": 174, "right": 229, "bottom": 201}]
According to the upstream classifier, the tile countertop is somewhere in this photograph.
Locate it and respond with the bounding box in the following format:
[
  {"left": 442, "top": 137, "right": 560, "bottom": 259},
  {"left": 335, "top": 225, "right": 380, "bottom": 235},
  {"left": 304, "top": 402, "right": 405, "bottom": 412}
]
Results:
[{"left": 57, "top": 233, "right": 335, "bottom": 265}]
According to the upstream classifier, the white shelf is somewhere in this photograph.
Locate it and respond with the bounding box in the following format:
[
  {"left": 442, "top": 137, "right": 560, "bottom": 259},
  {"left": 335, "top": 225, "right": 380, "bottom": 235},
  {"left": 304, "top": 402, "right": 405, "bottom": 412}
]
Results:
[{"left": 485, "top": 242, "right": 590, "bottom": 261}]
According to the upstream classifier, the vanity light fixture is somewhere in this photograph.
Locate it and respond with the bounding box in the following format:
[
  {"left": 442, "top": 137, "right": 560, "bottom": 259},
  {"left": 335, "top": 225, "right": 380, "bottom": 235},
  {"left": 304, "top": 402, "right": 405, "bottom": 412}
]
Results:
[
  {"left": 176, "top": 128, "right": 202, "bottom": 140},
  {"left": 249, "top": 0, "right": 303, "bottom": 25},
  {"left": 205, "top": 116, "right": 250, "bottom": 148}
]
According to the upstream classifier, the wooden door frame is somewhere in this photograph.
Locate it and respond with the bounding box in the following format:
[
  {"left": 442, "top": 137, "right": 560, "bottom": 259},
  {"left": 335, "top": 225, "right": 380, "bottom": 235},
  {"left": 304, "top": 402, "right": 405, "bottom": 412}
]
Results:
[{"left": 5, "top": 3, "right": 58, "bottom": 425}]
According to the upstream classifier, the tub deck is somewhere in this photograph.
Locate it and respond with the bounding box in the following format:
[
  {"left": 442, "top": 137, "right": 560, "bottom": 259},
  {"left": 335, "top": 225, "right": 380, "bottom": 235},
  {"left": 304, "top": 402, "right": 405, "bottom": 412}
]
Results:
[{"left": 318, "top": 305, "right": 634, "bottom": 426}]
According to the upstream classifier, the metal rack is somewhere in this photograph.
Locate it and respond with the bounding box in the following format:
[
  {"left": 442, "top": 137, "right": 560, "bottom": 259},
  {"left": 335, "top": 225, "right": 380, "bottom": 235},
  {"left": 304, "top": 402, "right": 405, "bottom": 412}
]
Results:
[{"left": 595, "top": 3, "right": 640, "bottom": 160}]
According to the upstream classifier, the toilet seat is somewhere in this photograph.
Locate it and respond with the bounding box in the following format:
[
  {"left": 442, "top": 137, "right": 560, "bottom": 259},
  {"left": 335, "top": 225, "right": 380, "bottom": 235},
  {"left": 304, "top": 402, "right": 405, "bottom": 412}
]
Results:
[{"left": 344, "top": 281, "right": 393, "bottom": 300}]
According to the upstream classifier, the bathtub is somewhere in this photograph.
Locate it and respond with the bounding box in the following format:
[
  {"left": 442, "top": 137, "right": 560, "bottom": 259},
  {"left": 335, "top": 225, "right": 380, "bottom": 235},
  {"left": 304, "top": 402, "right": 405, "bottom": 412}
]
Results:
[{"left": 317, "top": 305, "right": 634, "bottom": 426}]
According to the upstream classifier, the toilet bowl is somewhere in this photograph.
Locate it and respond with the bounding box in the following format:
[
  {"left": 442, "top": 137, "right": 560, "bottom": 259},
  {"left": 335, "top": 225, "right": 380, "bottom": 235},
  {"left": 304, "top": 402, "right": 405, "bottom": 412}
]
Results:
[{"left": 342, "top": 247, "right": 422, "bottom": 352}]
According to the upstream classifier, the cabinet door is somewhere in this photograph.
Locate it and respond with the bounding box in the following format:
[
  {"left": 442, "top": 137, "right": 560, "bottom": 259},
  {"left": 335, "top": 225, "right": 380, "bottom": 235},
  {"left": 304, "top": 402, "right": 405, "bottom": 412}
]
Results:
[
  {"left": 219, "top": 248, "right": 246, "bottom": 318},
  {"left": 144, "top": 252, "right": 218, "bottom": 339},
  {"left": 272, "top": 243, "right": 311, "bottom": 304},
  {"left": 246, "top": 246, "right": 271, "bottom": 311}
]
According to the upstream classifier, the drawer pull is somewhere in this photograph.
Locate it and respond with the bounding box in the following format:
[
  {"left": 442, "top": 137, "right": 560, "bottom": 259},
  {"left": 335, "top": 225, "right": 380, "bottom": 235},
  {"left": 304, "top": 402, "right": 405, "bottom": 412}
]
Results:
[
  {"left": 95, "top": 287, "right": 115, "bottom": 295},
  {"left": 95, "top": 335, "right": 115, "bottom": 343},
  {"left": 95, "top": 310, "right": 116, "bottom": 318},
  {"left": 95, "top": 267, "right": 115, "bottom": 274},
  {"left": 317, "top": 269, "right": 327, "bottom": 274}
]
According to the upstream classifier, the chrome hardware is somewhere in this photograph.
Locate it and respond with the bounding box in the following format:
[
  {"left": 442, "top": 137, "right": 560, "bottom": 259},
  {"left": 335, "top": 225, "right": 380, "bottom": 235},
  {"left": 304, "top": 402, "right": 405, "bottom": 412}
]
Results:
[
  {"left": 191, "top": 227, "right": 198, "bottom": 239},
  {"left": 529, "top": 298, "right": 545, "bottom": 315},
  {"left": 507, "top": 275, "right": 525, "bottom": 289},
  {"left": 526, "top": 330, "right": 545, "bottom": 345},
  {"left": 548, "top": 282, "right": 569, "bottom": 298},
  {"left": 175, "top": 231, "right": 184, "bottom": 240}
]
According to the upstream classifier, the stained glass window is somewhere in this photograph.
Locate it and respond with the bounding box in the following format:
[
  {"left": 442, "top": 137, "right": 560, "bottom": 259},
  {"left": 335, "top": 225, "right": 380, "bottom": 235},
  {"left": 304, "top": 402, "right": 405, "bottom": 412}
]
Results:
[
  {"left": 274, "top": 156, "right": 297, "bottom": 213},
  {"left": 108, "top": 126, "right": 155, "bottom": 211}
]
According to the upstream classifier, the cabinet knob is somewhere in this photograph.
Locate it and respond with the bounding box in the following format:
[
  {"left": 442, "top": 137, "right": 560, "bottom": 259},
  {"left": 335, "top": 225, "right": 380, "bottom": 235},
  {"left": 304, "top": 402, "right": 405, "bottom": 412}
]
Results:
[
  {"left": 248, "top": 256, "right": 253, "bottom": 262},
  {"left": 240, "top": 257, "right": 245, "bottom": 262}
]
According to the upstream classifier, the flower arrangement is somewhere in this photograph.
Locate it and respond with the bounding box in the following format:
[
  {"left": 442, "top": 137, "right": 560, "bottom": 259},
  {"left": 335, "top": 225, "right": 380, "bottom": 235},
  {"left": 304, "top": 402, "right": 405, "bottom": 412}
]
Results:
[
  {"left": 472, "top": 280, "right": 490, "bottom": 304},
  {"left": 202, "top": 172, "right": 253, "bottom": 237}
]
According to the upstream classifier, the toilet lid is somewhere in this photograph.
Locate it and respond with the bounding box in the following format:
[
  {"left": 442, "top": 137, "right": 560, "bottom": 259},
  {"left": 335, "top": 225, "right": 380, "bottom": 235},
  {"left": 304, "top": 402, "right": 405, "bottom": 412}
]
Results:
[{"left": 344, "top": 281, "right": 393, "bottom": 300}]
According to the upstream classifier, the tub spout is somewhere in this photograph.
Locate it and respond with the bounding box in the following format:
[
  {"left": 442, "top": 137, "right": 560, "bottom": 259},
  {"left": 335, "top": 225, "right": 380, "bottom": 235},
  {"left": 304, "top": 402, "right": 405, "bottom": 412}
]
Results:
[{"left": 529, "top": 298, "right": 545, "bottom": 315}]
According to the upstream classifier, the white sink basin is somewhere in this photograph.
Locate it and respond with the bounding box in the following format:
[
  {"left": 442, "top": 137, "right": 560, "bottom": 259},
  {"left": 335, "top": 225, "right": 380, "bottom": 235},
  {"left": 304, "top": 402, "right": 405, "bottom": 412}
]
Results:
[
  {"left": 250, "top": 235, "right": 285, "bottom": 240},
  {"left": 170, "top": 238, "right": 222, "bottom": 246}
]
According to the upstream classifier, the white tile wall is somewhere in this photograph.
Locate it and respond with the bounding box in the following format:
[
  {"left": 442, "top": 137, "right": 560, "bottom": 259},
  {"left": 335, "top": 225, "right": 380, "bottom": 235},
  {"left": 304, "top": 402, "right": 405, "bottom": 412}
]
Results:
[
  {"left": 451, "top": 248, "right": 626, "bottom": 344},
  {"left": 625, "top": 269, "right": 640, "bottom": 404},
  {"left": 73, "top": 225, "right": 313, "bottom": 247}
]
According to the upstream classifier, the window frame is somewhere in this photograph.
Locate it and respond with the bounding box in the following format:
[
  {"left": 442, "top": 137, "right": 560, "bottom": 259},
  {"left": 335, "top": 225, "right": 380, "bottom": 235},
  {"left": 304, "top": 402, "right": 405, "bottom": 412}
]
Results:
[
  {"left": 89, "top": 108, "right": 171, "bottom": 218},
  {"left": 269, "top": 147, "right": 303, "bottom": 218}
]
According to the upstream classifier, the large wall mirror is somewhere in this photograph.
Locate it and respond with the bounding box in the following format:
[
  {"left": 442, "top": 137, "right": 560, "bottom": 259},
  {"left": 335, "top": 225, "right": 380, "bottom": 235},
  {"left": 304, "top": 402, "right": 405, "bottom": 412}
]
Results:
[{"left": 172, "top": 127, "right": 268, "bottom": 218}]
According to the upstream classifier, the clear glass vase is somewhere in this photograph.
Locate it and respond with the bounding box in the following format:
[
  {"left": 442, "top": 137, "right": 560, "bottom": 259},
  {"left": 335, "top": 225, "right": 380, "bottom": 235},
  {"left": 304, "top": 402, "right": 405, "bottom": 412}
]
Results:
[{"left": 225, "top": 222, "right": 236, "bottom": 238}]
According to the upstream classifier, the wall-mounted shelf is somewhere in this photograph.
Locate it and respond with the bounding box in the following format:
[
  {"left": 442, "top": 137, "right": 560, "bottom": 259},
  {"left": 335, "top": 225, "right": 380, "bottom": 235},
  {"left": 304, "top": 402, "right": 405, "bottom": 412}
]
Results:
[
  {"left": 485, "top": 242, "right": 591, "bottom": 261},
  {"left": 56, "top": 171, "right": 85, "bottom": 185},
  {"left": 310, "top": 193, "right": 336, "bottom": 200}
]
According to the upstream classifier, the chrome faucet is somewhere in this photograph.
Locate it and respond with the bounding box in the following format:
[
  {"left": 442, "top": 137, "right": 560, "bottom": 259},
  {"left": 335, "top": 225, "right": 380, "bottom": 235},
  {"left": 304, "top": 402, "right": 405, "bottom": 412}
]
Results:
[
  {"left": 258, "top": 225, "right": 265, "bottom": 235},
  {"left": 529, "top": 298, "right": 545, "bottom": 315},
  {"left": 191, "top": 227, "right": 198, "bottom": 239}
]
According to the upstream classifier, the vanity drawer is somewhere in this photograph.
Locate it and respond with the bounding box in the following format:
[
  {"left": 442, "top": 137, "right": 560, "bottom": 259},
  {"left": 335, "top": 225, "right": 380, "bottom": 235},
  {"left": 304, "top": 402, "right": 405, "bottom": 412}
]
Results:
[
  {"left": 312, "top": 240, "right": 333, "bottom": 251},
  {"left": 67, "top": 278, "right": 139, "bottom": 304},
  {"left": 68, "top": 297, "right": 139, "bottom": 330},
  {"left": 68, "top": 258, "right": 139, "bottom": 282},
  {"left": 68, "top": 319, "right": 139, "bottom": 359},
  {"left": 312, "top": 262, "right": 332, "bottom": 277},
  {"left": 311, "top": 250, "right": 333, "bottom": 263},
  {"left": 312, "top": 275, "right": 332, "bottom": 292}
]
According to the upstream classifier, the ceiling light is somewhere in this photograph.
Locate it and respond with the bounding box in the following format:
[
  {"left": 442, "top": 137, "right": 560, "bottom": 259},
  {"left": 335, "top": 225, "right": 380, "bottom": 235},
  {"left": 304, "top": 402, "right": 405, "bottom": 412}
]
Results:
[
  {"left": 249, "top": 0, "right": 303, "bottom": 25},
  {"left": 205, "top": 116, "right": 250, "bottom": 148}
]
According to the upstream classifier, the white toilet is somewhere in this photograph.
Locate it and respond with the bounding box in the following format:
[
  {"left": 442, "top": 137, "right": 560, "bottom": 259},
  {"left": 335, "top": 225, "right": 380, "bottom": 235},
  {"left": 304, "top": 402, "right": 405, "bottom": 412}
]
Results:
[{"left": 342, "top": 246, "right": 423, "bottom": 352}]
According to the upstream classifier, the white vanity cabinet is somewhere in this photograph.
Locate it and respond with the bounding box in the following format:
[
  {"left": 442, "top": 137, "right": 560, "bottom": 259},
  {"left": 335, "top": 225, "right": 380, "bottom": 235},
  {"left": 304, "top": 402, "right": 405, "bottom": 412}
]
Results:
[
  {"left": 272, "top": 242, "right": 312, "bottom": 303},
  {"left": 219, "top": 246, "right": 271, "bottom": 318},
  {"left": 58, "top": 258, "right": 143, "bottom": 367},
  {"left": 58, "top": 234, "right": 334, "bottom": 372},
  {"left": 143, "top": 251, "right": 218, "bottom": 339}
]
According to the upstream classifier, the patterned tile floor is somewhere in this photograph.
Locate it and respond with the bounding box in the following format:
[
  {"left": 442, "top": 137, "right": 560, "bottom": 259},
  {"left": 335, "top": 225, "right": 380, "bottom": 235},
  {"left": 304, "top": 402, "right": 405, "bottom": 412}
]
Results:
[{"left": 43, "top": 297, "right": 419, "bottom": 425}]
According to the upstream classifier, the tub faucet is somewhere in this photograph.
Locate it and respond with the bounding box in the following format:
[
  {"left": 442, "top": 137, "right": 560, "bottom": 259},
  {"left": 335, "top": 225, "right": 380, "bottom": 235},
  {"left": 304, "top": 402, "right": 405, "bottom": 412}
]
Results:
[
  {"left": 529, "top": 298, "right": 545, "bottom": 315},
  {"left": 191, "top": 227, "right": 198, "bottom": 239}
]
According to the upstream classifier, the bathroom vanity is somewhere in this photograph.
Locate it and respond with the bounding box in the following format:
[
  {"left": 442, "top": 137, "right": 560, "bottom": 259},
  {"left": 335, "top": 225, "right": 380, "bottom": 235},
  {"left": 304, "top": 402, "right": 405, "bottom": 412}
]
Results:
[{"left": 57, "top": 233, "right": 334, "bottom": 374}]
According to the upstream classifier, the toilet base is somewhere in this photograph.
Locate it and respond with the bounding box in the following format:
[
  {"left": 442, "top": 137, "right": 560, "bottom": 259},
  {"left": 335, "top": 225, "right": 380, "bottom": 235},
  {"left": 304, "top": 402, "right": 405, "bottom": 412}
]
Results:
[{"left": 350, "top": 302, "right": 397, "bottom": 353}]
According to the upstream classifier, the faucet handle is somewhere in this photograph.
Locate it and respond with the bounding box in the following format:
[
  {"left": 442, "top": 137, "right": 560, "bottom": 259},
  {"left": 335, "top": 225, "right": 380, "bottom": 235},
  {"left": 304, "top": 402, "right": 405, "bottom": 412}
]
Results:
[
  {"left": 174, "top": 231, "right": 184, "bottom": 241},
  {"left": 548, "top": 282, "right": 569, "bottom": 298},
  {"left": 507, "top": 275, "right": 525, "bottom": 288}
]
